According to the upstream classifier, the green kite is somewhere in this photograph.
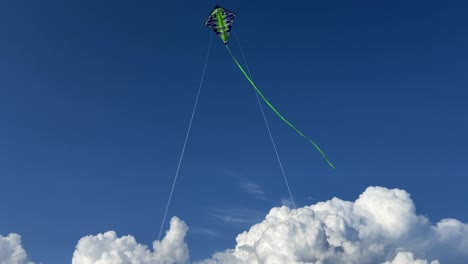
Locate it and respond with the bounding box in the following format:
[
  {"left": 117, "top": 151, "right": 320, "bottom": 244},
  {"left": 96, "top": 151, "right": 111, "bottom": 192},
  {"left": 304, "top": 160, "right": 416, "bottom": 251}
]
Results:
[
  {"left": 205, "top": 6, "right": 335, "bottom": 169},
  {"left": 205, "top": 5, "right": 236, "bottom": 45}
]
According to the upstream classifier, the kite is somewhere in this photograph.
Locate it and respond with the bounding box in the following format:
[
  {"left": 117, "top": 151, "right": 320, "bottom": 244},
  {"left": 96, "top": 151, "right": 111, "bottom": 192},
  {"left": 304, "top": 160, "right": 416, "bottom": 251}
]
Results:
[
  {"left": 205, "top": 5, "right": 236, "bottom": 45},
  {"left": 205, "top": 5, "right": 335, "bottom": 169}
]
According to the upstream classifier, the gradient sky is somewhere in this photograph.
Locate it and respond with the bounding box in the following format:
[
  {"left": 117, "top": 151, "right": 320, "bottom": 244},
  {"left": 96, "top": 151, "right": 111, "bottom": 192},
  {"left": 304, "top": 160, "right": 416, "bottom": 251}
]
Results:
[{"left": 1, "top": 0, "right": 467, "bottom": 263}]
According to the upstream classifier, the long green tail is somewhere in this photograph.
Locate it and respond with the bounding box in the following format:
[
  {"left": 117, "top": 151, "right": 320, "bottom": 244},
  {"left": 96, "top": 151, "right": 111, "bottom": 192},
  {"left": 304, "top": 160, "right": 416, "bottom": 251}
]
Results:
[{"left": 226, "top": 45, "right": 335, "bottom": 169}]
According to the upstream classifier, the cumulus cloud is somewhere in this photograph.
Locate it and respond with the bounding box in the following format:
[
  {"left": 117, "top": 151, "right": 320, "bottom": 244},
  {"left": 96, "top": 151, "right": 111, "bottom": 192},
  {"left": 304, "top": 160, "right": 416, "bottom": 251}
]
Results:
[
  {"left": 199, "top": 186, "right": 468, "bottom": 264},
  {"left": 72, "top": 216, "right": 189, "bottom": 264},
  {"left": 383, "top": 252, "right": 439, "bottom": 264},
  {"left": 4, "top": 186, "right": 468, "bottom": 264},
  {"left": 0, "top": 233, "right": 34, "bottom": 264}
]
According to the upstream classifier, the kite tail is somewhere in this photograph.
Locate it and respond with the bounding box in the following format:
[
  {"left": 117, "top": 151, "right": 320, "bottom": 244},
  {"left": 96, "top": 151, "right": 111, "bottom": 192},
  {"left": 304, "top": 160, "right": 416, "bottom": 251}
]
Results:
[{"left": 225, "top": 45, "right": 335, "bottom": 169}]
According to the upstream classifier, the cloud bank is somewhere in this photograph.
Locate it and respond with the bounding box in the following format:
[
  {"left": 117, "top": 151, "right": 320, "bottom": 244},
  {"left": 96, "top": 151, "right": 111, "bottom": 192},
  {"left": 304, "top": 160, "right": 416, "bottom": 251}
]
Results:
[
  {"left": 199, "top": 186, "right": 467, "bottom": 264},
  {"left": 72, "top": 216, "right": 189, "bottom": 264},
  {"left": 2, "top": 186, "right": 467, "bottom": 264},
  {"left": 0, "top": 233, "right": 34, "bottom": 264}
]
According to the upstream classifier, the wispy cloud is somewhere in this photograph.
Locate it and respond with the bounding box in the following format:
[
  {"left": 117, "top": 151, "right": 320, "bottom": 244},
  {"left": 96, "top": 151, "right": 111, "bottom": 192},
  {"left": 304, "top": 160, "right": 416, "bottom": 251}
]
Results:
[
  {"left": 216, "top": 169, "right": 268, "bottom": 200},
  {"left": 280, "top": 197, "right": 294, "bottom": 208},
  {"left": 240, "top": 179, "right": 267, "bottom": 200},
  {"left": 213, "top": 208, "right": 265, "bottom": 224},
  {"left": 190, "top": 227, "right": 218, "bottom": 237}
]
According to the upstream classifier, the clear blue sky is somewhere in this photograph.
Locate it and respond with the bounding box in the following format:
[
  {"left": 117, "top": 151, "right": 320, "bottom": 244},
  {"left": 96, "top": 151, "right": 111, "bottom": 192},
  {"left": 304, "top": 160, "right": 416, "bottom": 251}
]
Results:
[{"left": 1, "top": 0, "right": 467, "bottom": 263}]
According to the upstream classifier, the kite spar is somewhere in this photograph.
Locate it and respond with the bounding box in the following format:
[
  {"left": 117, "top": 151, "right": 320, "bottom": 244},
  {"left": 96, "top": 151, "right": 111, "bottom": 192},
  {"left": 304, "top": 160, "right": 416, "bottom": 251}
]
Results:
[{"left": 205, "top": 5, "right": 335, "bottom": 169}]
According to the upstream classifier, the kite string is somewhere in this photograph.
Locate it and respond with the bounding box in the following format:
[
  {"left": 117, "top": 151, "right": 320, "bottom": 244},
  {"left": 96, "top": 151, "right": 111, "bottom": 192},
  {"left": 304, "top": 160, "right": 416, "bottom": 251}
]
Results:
[
  {"left": 158, "top": 33, "right": 213, "bottom": 240},
  {"left": 229, "top": 35, "right": 315, "bottom": 259},
  {"left": 232, "top": 32, "right": 296, "bottom": 209}
]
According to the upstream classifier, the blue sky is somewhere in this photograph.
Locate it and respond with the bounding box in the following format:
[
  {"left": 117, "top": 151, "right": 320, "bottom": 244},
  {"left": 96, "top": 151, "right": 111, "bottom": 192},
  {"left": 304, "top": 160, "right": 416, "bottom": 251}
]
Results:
[{"left": 1, "top": 0, "right": 467, "bottom": 263}]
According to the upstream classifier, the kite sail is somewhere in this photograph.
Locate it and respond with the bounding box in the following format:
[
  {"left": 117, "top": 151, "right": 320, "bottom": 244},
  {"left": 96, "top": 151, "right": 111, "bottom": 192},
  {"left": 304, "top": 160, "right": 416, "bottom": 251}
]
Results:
[
  {"left": 205, "top": 6, "right": 335, "bottom": 169},
  {"left": 205, "top": 5, "right": 236, "bottom": 45}
]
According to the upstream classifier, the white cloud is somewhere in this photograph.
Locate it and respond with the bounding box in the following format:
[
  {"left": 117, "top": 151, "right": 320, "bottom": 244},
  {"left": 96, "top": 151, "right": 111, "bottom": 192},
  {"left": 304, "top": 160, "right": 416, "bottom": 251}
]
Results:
[
  {"left": 199, "top": 186, "right": 468, "bottom": 264},
  {"left": 383, "top": 252, "right": 439, "bottom": 264},
  {"left": 0, "top": 233, "right": 35, "bottom": 264},
  {"left": 72, "top": 216, "right": 189, "bottom": 264},
  {"left": 4, "top": 186, "right": 468, "bottom": 264}
]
